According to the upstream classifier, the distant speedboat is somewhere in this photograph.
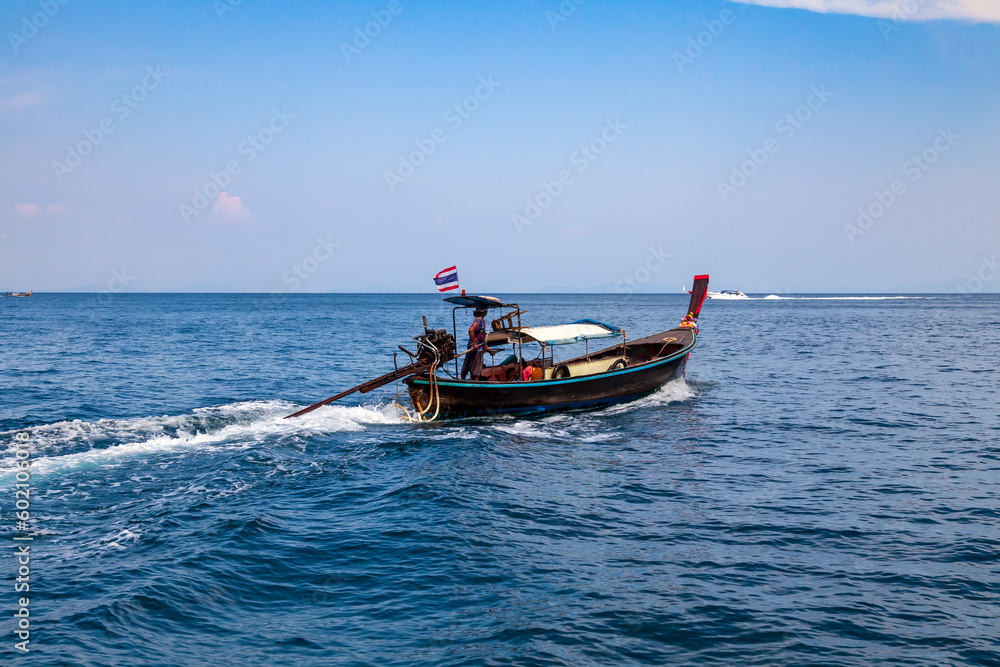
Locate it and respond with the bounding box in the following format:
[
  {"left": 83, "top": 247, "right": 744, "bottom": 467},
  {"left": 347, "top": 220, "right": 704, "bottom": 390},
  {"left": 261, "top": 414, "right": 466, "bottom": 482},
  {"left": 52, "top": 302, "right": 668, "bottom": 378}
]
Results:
[
  {"left": 706, "top": 290, "right": 748, "bottom": 300},
  {"left": 3, "top": 290, "right": 32, "bottom": 297}
]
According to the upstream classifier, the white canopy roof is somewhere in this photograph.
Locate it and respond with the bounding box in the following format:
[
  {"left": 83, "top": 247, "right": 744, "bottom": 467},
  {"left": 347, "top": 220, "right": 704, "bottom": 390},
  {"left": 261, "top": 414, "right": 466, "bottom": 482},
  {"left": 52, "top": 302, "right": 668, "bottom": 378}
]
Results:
[{"left": 512, "top": 320, "right": 623, "bottom": 346}]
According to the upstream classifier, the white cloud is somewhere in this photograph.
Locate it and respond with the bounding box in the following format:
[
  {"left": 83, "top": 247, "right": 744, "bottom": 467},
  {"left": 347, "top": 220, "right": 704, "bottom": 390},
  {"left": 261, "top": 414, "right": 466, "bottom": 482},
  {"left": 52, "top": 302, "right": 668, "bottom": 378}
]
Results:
[
  {"left": 13, "top": 203, "right": 71, "bottom": 218},
  {"left": 732, "top": 0, "right": 1000, "bottom": 23},
  {"left": 0, "top": 92, "right": 45, "bottom": 111},
  {"left": 212, "top": 192, "right": 251, "bottom": 221},
  {"left": 14, "top": 203, "right": 39, "bottom": 218}
]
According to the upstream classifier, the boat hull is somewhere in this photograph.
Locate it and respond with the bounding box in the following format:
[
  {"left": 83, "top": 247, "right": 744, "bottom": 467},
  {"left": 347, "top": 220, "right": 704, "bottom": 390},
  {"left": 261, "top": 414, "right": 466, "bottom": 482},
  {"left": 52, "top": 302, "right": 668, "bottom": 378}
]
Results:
[{"left": 405, "top": 335, "right": 692, "bottom": 418}]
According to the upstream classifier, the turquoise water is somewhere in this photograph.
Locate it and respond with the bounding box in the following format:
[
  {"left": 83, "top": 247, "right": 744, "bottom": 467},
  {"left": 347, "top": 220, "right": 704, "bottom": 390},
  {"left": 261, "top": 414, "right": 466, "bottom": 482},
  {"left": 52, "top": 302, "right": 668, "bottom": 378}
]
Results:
[{"left": 1, "top": 293, "right": 998, "bottom": 665}]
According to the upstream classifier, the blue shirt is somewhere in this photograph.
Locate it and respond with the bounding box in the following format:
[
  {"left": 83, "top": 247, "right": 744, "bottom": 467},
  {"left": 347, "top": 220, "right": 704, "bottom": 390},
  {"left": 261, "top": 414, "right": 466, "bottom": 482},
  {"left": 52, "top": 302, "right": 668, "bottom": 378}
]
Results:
[{"left": 467, "top": 316, "right": 486, "bottom": 350}]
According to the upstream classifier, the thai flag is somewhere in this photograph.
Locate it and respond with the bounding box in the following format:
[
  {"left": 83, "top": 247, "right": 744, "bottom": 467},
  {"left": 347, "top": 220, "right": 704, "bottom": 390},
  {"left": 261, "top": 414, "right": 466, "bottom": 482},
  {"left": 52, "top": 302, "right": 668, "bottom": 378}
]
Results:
[{"left": 434, "top": 266, "right": 460, "bottom": 292}]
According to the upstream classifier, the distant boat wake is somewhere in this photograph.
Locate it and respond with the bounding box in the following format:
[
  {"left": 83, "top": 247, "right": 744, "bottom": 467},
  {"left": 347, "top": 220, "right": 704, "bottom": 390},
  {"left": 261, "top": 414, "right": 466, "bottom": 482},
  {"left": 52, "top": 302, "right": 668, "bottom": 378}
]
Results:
[{"left": 758, "top": 296, "right": 929, "bottom": 300}]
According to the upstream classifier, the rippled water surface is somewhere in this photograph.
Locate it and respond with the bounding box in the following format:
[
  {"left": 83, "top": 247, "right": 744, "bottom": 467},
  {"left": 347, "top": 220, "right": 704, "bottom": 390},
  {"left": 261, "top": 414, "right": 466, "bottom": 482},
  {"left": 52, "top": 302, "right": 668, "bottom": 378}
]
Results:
[{"left": 1, "top": 293, "right": 998, "bottom": 666}]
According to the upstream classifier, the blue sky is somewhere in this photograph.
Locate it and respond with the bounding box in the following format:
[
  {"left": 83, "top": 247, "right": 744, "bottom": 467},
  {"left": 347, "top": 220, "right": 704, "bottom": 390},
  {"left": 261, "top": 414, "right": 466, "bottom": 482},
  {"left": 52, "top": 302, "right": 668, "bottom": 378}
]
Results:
[{"left": 1, "top": 0, "right": 998, "bottom": 293}]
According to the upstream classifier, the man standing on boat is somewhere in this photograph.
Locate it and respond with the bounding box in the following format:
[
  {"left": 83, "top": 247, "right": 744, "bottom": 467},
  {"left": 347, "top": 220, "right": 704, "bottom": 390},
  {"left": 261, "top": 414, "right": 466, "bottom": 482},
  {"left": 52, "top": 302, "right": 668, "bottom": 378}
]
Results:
[{"left": 461, "top": 306, "right": 494, "bottom": 380}]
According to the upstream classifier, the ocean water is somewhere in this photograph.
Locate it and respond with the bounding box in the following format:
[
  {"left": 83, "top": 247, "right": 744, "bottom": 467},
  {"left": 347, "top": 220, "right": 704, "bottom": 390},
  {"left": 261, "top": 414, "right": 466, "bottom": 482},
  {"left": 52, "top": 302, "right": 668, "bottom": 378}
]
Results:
[{"left": 1, "top": 293, "right": 998, "bottom": 666}]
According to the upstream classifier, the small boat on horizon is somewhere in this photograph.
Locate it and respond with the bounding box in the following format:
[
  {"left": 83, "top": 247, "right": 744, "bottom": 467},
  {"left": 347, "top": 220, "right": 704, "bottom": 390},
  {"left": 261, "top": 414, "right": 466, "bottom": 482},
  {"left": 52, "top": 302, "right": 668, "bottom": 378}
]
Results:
[
  {"left": 286, "top": 275, "right": 711, "bottom": 421},
  {"left": 3, "top": 290, "right": 32, "bottom": 297},
  {"left": 707, "top": 289, "right": 748, "bottom": 300}
]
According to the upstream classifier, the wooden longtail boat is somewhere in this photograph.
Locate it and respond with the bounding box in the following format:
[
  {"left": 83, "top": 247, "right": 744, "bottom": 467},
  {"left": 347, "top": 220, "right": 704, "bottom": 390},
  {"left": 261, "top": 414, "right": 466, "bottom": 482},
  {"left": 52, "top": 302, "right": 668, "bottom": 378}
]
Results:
[
  {"left": 3, "top": 290, "right": 32, "bottom": 297},
  {"left": 286, "top": 275, "right": 709, "bottom": 421}
]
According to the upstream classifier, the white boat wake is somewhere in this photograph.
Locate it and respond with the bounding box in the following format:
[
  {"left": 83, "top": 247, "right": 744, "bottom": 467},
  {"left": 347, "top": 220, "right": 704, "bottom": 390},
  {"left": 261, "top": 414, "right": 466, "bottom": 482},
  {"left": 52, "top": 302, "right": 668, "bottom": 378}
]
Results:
[
  {"left": 756, "top": 296, "right": 930, "bottom": 300},
  {"left": 0, "top": 400, "right": 401, "bottom": 478}
]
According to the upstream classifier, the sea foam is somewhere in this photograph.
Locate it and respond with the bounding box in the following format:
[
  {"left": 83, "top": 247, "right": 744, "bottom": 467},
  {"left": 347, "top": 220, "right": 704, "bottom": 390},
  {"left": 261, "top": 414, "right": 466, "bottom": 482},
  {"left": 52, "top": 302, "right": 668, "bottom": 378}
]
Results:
[{"left": 0, "top": 400, "right": 400, "bottom": 478}]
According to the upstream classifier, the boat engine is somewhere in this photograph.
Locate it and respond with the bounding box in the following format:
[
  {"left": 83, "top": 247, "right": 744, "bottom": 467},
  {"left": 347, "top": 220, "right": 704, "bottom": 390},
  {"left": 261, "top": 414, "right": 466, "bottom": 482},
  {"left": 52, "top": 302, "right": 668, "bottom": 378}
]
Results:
[{"left": 415, "top": 328, "right": 455, "bottom": 364}]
